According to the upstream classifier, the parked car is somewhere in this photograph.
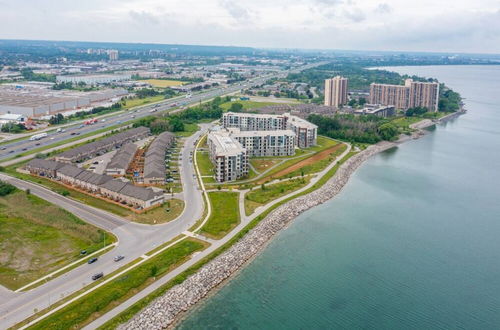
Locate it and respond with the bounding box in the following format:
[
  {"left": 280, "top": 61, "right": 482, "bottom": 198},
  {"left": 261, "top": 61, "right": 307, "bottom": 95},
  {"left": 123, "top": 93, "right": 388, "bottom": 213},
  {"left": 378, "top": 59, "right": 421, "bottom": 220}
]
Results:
[
  {"left": 80, "top": 250, "right": 87, "bottom": 255},
  {"left": 92, "top": 272, "right": 104, "bottom": 281},
  {"left": 87, "top": 257, "right": 98, "bottom": 264},
  {"left": 114, "top": 255, "right": 124, "bottom": 262}
]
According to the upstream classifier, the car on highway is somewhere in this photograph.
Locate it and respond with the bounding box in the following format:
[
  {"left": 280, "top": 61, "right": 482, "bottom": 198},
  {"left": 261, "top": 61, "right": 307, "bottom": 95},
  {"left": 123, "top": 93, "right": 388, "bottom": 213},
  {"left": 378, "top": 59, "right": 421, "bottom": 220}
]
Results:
[
  {"left": 114, "top": 255, "right": 124, "bottom": 262},
  {"left": 35, "top": 143, "right": 40, "bottom": 146},
  {"left": 22, "top": 147, "right": 27, "bottom": 151},
  {"left": 87, "top": 257, "right": 98, "bottom": 264},
  {"left": 149, "top": 109, "right": 157, "bottom": 113},
  {"left": 9, "top": 150, "right": 14, "bottom": 153},
  {"left": 131, "top": 115, "right": 136, "bottom": 118},
  {"left": 92, "top": 272, "right": 104, "bottom": 281},
  {"left": 78, "top": 124, "right": 84, "bottom": 129},
  {"left": 70, "top": 132, "right": 77, "bottom": 135},
  {"left": 0, "top": 146, "right": 6, "bottom": 150}
]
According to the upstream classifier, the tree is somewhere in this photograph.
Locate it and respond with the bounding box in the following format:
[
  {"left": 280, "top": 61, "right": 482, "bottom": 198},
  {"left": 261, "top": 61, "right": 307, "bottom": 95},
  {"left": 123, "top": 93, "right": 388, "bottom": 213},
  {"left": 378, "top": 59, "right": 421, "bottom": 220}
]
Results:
[
  {"left": 0, "top": 180, "right": 16, "bottom": 196},
  {"left": 359, "top": 97, "right": 367, "bottom": 106},
  {"left": 348, "top": 99, "right": 357, "bottom": 107},
  {"left": 229, "top": 103, "right": 244, "bottom": 112},
  {"left": 377, "top": 123, "right": 399, "bottom": 141}
]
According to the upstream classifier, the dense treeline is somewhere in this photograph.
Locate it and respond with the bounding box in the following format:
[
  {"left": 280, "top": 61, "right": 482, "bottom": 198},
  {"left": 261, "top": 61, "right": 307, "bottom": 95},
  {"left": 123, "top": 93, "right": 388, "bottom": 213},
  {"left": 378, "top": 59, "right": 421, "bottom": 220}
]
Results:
[
  {"left": 308, "top": 113, "right": 399, "bottom": 143},
  {"left": 133, "top": 96, "right": 227, "bottom": 135},
  {"left": 20, "top": 68, "right": 56, "bottom": 82},
  {"left": 438, "top": 86, "right": 461, "bottom": 112}
]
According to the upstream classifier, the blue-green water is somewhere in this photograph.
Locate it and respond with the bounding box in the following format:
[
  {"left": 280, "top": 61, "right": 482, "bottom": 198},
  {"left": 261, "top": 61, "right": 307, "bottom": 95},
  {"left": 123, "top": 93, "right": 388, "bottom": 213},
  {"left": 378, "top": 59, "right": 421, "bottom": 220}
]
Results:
[{"left": 178, "top": 66, "right": 500, "bottom": 329}]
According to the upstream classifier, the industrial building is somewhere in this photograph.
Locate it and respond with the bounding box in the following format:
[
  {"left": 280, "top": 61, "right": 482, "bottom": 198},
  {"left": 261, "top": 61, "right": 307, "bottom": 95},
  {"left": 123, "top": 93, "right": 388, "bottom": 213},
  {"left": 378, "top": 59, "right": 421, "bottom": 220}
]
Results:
[
  {"left": 0, "top": 84, "right": 128, "bottom": 117},
  {"left": 56, "top": 73, "right": 131, "bottom": 85},
  {"left": 55, "top": 127, "right": 150, "bottom": 163},
  {"left": 25, "top": 158, "right": 164, "bottom": 210}
]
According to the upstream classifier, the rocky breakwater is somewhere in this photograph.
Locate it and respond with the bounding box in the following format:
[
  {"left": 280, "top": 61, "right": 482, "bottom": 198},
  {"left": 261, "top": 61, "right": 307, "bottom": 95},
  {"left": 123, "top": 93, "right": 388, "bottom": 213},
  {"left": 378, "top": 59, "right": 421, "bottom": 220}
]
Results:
[{"left": 121, "top": 141, "right": 396, "bottom": 330}]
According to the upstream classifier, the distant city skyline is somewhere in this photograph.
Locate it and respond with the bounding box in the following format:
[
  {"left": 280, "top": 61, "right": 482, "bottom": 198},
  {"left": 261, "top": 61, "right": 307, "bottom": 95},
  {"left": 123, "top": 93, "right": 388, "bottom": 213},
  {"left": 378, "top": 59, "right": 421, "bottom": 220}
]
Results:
[{"left": 0, "top": 0, "right": 499, "bottom": 54}]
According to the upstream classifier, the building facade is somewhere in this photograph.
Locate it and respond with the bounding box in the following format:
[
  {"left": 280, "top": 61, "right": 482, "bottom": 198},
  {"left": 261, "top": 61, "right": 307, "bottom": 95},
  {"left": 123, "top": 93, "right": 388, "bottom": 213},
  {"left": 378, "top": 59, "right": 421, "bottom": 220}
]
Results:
[
  {"left": 207, "top": 131, "right": 248, "bottom": 182},
  {"left": 324, "top": 76, "right": 348, "bottom": 108},
  {"left": 369, "top": 79, "right": 439, "bottom": 112},
  {"left": 229, "top": 128, "right": 296, "bottom": 157}
]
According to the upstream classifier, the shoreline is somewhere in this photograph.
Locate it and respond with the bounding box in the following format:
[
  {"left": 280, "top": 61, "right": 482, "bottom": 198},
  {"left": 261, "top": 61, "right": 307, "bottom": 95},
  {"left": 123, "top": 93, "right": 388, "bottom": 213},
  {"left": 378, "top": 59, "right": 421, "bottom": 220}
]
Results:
[
  {"left": 121, "top": 141, "right": 396, "bottom": 330},
  {"left": 120, "top": 112, "right": 464, "bottom": 330}
]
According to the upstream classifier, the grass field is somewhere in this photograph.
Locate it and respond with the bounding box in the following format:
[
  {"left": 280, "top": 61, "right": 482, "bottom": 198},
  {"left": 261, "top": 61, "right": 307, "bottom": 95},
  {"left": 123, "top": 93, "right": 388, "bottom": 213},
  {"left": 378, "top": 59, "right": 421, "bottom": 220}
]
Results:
[
  {"left": 200, "top": 191, "right": 240, "bottom": 239},
  {"left": 0, "top": 190, "right": 115, "bottom": 290},
  {"left": 250, "top": 159, "right": 281, "bottom": 173},
  {"left": 174, "top": 123, "right": 199, "bottom": 137},
  {"left": 220, "top": 100, "right": 287, "bottom": 111},
  {"left": 196, "top": 150, "right": 214, "bottom": 176},
  {"left": 122, "top": 95, "right": 165, "bottom": 109},
  {"left": 128, "top": 199, "right": 184, "bottom": 225},
  {"left": 141, "top": 79, "right": 186, "bottom": 88},
  {"left": 244, "top": 178, "right": 310, "bottom": 215},
  {"left": 28, "top": 238, "right": 208, "bottom": 330}
]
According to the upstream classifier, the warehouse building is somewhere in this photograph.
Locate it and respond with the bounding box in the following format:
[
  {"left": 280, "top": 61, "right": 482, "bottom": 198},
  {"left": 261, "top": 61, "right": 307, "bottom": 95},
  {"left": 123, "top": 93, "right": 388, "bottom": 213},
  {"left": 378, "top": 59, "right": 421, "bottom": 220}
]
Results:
[{"left": 56, "top": 74, "right": 131, "bottom": 85}]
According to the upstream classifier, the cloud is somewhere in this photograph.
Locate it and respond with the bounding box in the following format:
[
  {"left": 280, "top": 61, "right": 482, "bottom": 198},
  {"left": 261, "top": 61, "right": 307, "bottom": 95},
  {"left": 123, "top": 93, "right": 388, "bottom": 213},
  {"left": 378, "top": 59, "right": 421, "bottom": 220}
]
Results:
[
  {"left": 220, "top": 0, "right": 251, "bottom": 22},
  {"left": 375, "top": 3, "right": 391, "bottom": 14}
]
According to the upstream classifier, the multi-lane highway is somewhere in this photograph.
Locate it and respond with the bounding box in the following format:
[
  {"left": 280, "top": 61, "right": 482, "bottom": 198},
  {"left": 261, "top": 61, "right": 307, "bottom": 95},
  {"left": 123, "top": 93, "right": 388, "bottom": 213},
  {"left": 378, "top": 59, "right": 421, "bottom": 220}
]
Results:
[
  {"left": 0, "top": 62, "right": 322, "bottom": 162},
  {"left": 0, "top": 62, "right": 324, "bottom": 328}
]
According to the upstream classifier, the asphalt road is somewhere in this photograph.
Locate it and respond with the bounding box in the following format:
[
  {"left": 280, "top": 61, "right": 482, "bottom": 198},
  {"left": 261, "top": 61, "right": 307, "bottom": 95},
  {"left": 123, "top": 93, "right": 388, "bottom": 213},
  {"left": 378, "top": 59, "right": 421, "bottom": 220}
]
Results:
[
  {"left": 0, "top": 62, "right": 325, "bottom": 327},
  {"left": 0, "top": 62, "right": 323, "bottom": 161},
  {"left": 0, "top": 124, "right": 209, "bottom": 328}
]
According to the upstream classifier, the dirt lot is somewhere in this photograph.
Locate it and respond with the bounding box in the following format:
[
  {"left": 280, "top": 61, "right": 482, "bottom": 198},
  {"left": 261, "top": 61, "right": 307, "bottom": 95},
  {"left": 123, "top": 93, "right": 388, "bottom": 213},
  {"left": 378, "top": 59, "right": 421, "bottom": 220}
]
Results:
[{"left": 257, "top": 144, "right": 345, "bottom": 184}]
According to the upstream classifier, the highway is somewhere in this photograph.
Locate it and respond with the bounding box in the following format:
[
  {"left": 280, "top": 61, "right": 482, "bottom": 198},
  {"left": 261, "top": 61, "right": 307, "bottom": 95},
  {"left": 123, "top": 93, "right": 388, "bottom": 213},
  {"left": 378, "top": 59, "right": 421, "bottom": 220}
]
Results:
[
  {"left": 0, "top": 62, "right": 323, "bottom": 162},
  {"left": 0, "top": 62, "right": 324, "bottom": 328}
]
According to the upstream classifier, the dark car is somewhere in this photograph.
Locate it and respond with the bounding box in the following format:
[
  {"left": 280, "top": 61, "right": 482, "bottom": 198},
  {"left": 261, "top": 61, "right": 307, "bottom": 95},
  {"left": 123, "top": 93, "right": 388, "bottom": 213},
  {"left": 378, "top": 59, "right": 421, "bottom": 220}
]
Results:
[
  {"left": 87, "top": 257, "right": 98, "bottom": 264},
  {"left": 70, "top": 132, "right": 77, "bottom": 135},
  {"left": 92, "top": 272, "right": 103, "bottom": 281},
  {"left": 22, "top": 148, "right": 27, "bottom": 151},
  {"left": 80, "top": 250, "right": 87, "bottom": 255}
]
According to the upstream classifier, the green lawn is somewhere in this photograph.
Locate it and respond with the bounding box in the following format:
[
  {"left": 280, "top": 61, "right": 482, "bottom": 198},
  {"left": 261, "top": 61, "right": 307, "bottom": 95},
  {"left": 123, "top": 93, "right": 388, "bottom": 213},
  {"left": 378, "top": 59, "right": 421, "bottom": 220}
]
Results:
[
  {"left": 28, "top": 238, "right": 208, "bottom": 330},
  {"left": 220, "top": 100, "right": 288, "bottom": 111},
  {"left": 244, "top": 178, "right": 310, "bottom": 215},
  {"left": 0, "top": 190, "right": 115, "bottom": 290},
  {"left": 128, "top": 199, "right": 184, "bottom": 225},
  {"left": 122, "top": 95, "right": 165, "bottom": 109},
  {"left": 175, "top": 123, "right": 200, "bottom": 137},
  {"left": 200, "top": 192, "right": 240, "bottom": 239},
  {"left": 196, "top": 150, "right": 214, "bottom": 176}
]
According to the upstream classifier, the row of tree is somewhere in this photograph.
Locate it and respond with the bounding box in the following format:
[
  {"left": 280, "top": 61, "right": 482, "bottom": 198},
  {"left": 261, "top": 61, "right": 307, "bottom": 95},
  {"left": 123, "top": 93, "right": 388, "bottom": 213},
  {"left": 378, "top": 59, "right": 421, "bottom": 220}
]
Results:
[{"left": 307, "top": 113, "right": 399, "bottom": 144}]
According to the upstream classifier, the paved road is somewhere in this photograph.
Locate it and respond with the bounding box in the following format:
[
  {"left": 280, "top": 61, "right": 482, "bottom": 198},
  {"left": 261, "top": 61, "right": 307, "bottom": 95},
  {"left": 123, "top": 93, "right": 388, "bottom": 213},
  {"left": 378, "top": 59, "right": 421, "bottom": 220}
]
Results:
[
  {"left": 0, "top": 125, "right": 210, "bottom": 329},
  {"left": 0, "top": 62, "right": 324, "bottom": 162},
  {"left": 0, "top": 62, "right": 325, "bottom": 327}
]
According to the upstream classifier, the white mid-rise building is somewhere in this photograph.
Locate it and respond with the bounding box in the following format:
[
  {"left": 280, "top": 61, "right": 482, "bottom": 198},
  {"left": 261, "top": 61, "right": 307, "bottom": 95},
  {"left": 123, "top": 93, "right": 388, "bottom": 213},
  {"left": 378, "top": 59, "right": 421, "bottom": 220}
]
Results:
[
  {"left": 207, "top": 131, "right": 248, "bottom": 182},
  {"left": 228, "top": 128, "right": 296, "bottom": 157},
  {"left": 221, "top": 112, "right": 317, "bottom": 148}
]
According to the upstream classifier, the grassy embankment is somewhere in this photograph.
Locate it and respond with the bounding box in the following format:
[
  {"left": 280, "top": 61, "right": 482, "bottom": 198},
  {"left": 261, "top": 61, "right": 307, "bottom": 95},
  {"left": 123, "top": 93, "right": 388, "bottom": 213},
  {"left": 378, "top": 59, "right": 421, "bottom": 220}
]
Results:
[
  {"left": 98, "top": 150, "right": 359, "bottom": 330},
  {"left": 244, "top": 177, "right": 311, "bottom": 215},
  {"left": 27, "top": 238, "right": 208, "bottom": 330},
  {"left": 200, "top": 191, "right": 240, "bottom": 239},
  {"left": 219, "top": 100, "right": 286, "bottom": 111},
  {"left": 0, "top": 190, "right": 116, "bottom": 290},
  {"left": 122, "top": 95, "right": 166, "bottom": 109}
]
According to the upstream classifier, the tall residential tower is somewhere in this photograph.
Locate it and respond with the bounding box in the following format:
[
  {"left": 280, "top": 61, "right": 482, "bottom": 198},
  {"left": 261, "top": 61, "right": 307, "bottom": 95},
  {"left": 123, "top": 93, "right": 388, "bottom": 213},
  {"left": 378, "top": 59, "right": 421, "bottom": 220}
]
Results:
[{"left": 324, "top": 76, "right": 348, "bottom": 108}]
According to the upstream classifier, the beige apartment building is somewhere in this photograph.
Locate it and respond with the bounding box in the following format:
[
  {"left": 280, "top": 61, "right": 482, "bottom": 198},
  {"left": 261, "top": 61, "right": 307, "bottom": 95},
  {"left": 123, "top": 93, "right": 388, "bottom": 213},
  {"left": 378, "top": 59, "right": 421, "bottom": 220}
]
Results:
[
  {"left": 324, "top": 76, "right": 348, "bottom": 108},
  {"left": 369, "top": 79, "right": 439, "bottom": 112}
]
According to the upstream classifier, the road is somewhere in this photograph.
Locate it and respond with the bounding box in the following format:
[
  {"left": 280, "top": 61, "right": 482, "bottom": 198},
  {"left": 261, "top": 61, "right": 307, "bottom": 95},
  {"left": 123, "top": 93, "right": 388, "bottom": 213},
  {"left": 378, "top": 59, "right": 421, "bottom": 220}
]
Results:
[
  {"left": 0, "top": 62, "right": 324, "bottom": 162},
  {"left": 0, "top": 124, "right": 210, "bottom": 329},
  {"left": 0, "top": 62, "right": 325, "bottom": 328}
]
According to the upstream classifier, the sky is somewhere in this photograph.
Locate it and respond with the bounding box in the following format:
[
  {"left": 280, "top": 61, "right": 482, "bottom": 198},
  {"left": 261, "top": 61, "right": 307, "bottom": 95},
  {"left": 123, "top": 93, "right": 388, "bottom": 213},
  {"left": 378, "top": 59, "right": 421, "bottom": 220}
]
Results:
[{"left": 0, "top": 0, "right": 499, "bottom": 54}]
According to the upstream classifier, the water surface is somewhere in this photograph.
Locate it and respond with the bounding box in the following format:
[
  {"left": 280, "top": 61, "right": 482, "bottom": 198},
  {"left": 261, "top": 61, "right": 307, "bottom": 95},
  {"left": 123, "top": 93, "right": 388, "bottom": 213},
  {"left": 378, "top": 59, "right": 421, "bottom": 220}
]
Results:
[{"left": 178, "top": 65, "right": 500, "bottom": 329}]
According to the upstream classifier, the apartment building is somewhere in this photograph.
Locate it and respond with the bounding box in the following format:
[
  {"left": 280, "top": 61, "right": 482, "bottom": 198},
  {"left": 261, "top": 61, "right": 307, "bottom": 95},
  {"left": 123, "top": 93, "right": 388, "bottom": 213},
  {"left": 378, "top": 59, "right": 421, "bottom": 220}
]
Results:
[
  {"left": 222, "top": 112, "right": 287, "bottom": 131},
  {"left": 221, "top": 112, "right": 317, "bottom": 148},
  {"left": 229, "top": 128, "right": 296, "bottom": 157},
  {"left": 207, "top": 131, "right": 248, "bottom": 182},
  {"left": 324, "top": 76, "right": 348, "bottom": 108},
  {"left": 369, "top": 79, "right": 439, "bottom": 112}
]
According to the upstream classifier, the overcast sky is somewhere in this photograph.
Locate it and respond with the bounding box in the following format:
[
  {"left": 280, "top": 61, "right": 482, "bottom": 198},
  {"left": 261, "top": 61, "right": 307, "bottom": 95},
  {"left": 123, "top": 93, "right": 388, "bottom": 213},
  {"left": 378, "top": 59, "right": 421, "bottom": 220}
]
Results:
[{"left": 1, "top": 0, "right": 499, "bottom": 54}]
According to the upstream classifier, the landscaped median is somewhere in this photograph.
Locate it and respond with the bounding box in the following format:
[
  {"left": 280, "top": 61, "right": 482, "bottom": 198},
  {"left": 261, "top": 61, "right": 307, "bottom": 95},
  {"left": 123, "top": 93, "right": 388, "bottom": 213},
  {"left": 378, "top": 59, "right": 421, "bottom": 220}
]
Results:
[{"left": 25, "top": 238, "right": 209, "bottom": 330}]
